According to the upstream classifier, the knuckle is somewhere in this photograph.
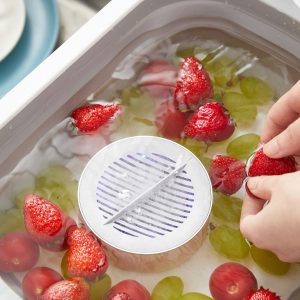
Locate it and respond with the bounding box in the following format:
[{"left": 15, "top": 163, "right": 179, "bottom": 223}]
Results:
[{"left": 278, "top": 125, "right": 296, "bottom": 148}]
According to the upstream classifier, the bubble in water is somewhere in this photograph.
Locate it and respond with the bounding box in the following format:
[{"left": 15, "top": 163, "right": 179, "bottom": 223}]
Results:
[
  {"left": 117, "top": 189, "right": 131, "bottom": 200},
  {"left": 126, "top": 216, "right": 133, "bottom": 223},
  {"left": 134, "top": 206, "right": 142, "bottom": 215}
]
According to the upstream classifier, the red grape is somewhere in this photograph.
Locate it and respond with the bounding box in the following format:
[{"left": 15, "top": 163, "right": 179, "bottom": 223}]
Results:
[
  {"left": 22, "top": 267, "right": 63, "bottom": 300},
  {"left": 138, "top": 60, "right": 178, "bottom": 98},
  {"left": 105, "top": 280, "right": 150, "bottom": 300},
  {"left": 209, "top": 262, "right": 257, "bottom": 300},
  {"left": 0, "top": 231, "right": 39, "bottom": 272}
]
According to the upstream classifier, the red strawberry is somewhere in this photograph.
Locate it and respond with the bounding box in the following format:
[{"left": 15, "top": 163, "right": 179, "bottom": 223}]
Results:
[
  {"left": 138, "top": 60, "right": 178, "bottom": 98},
  {"left": 155, "top": 100, "right": 190, "bottom": 139},
  {"left": 24, "top": 194, "right": 76, "bottom": 251},
  {"left": 248, "top": 148, "right": 296, "bottom": 177},
  {"left": 174, "top": 56, "right": 213, "bottom": 111},
  {"left": 41, "top": 277, "right": 89, "bottom": 300},
  {"left": 209, "top": 155, "right": 246, "bottom": 195},
  {"left": 184, "top": 102, "right": 235, "bottom": 143},
  {"left": 67, "top": 226, "right": 108, "bottom": 281},
  {"left": 246, "top": 287, "right": 280, "bottom": 300},
  {"left": 71, "top": 103, "right": 121, "bottom": 133}
]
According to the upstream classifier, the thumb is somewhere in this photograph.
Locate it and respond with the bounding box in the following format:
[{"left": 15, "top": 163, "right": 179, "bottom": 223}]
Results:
[
  {"left": 263, "top": 118, "right": 300, "bottom": 158},
  {"left": 246, "top": 176, "right": 275, "bottom": 200},
  {"left": 240, "top": 192, "right": 266, "bottom": 221}
]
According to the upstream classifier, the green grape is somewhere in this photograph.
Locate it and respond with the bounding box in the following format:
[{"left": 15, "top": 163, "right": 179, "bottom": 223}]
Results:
[
  {"left": 226, "top": 133, "right": 260, "bottom": 160},
  {"left": 90, "top": 274, "right": 112, "bottom": 300},
  {"left": 151, "top": 276, "right": 184, "bottom": 300},
  {"left": 65, "top": 180, "right": 78, "bottom": 209},
  {"left": 250, "top": 245, "right": 290, "bottom": 275},
  {"left": 121, "top": 86, "right": 155, "bottom": 120},
  {"left": 61, "top": 251, "right": 72, "bottom": 279},
  {"left": 176, "top": 138, "right": 206, "bottom": 158},
  {"left": 176, "top": 48, "right": 195, "bottom": 59},
  {"left": 209, "top": 225, "right": 250, "bottom": 260},
  {"left": 240, "top": 76, "right": 274, "bottom": 104},
  {"left": 0, "top": 208, "right": 25, "bottom": 235},
  {"left": 112, "top": 87, "right": 157, "bottom": 139},
  {"left": 212, "top": 192, "right": 242, "bottom": 223},
  {"left": 206, "top": 56, "right": 238, "bottom": 88},
  {"left": 15, "top": 188, "right": 34, "bottom": 208},
  {"left": 180, "top": 293, "right": 213, "bottom": 300},
  {"left": 48, "top": 186, "right": 75, "bottom": 213},
  {"left": 33, "top": 187, "right": 52, "bottom": 199},
  {"left": 223, "top": 92, "right": 257, "bottom": 125},
  {"left": 35, "top": 165, "right": 73, "bottom": 189},
  {"left": 199, "top": 156, "right": 212, "bottom": 171}
]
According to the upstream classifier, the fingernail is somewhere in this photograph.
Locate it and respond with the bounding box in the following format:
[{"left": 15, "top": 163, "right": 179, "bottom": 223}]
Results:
[
  {"left": 263, "top": 138, "right": 279, "bottom": 157},
  {"left": 247, "top": 177, "right": 258, "bottom": 190}
]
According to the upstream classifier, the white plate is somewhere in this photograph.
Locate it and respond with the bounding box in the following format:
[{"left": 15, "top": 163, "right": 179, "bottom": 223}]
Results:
[{"left": 0, "top": 0, "right": 26, "bottom": 62}]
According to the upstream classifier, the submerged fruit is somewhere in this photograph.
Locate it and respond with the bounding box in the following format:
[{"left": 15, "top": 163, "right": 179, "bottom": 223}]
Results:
[
  {"left": 155, "top": 100, "right": 190, "bottom": 139},
  {"left": 246, "top": 287, "right": 280, "bottom": 300},
  {"left": 212, "top": 192, "right": 242, "bottom": 223},
  {"left": 24, "top": 194, "right": 75, "bottom": 251},
  {"left": 0, "top": 232, "right": 39, "bottom": 272},
  {"left": 71, "top": 103, "right": 121, "bottom": 133},
  {"left": 67, "top": 227, "right": 108, "bottom": 281},
  {"left": 138, "top": 60, "right": 178, "bottom": 98},
  {"left": 105, "top": 280, "right": 150, "bottom": 300},
  {"left": 209, "top": 225, "right": 250, "bottom": 260},
  {"left": 250, "top": 245, "right": 290, "bottom": 276},
  {"left": 41, "top": 277, "right": 89, "bottom": 300},
  {"left": 240, "top": 76, "right": 274, "bottom": 104},
  {"left": 151, "top": 276, "right": 184, "bottom": 300},
  {"left": 209, "top": 262, "right": 257, "bottom": 300},
  {"left": 174, "top": 57, "right": 214, "bottom": 111},
  {"left": 22, "top": 267, "right": 63, "bottom": 300},
  {"left": 226, "top": 133, "right": 260, "bottom": 160},
  {"left": 184, "top": 102, "right": 235, "bottom": 143},
  {"left": 223, "top": 92, "right": 257, "bottom": 125},
  {"left": 209, "top": 155, "right": 246, "bottom": 195}
]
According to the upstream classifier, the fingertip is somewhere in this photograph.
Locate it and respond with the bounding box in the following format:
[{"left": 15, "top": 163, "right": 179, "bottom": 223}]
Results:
[{"left": 263, "top": 138, "right": 280, "bottom": 158}]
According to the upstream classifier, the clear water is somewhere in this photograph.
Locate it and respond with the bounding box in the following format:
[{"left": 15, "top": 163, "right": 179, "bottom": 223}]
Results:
[{"left": 0, "top": 28, "right": 299, "bottom": 298}]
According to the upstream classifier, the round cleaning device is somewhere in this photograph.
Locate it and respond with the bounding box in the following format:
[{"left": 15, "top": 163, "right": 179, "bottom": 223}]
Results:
[{"left": 78, "top": 136, "right": 212, "bottom": 272}]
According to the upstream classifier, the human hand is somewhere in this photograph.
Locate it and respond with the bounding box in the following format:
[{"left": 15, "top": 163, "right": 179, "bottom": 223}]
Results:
[
  {"left": 262, "top": 81, "right": 300, "bottom": 158},
  {"left": 240, "top": 171, "right": 300, "bottom": 262}
]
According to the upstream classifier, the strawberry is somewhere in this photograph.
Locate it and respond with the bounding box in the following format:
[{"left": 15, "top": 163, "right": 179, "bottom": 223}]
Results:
[
  {"left": 209, "top": 155, "right": 246, "bottom": 195},
  {"left": 246, "top": 287, "right": 280, "bottom": 300},
  {"left": 138, "top": 60, "right": 178, "bottom": 98},
  {"left": 24, "top": 194, "right": 76, "bottom": 251},
  {"left": 174, "top": 56, "right": 213, "bottom": 111},
  {"left": 67, "top": 226, "right": 108, "bottom": 281},
  {"left": 41, "top": 277, "right": 89, "bottom": 300},
  {"left": 71, "top": 103, "right": 121, "bottom": 133},
  {"left": 247, "top": 148, "right": 296, "bottom": 177},
  {"left": 184, "top": 102, "right": 235, "bottom": 143},
  {"left": 155, "top": 100, "right": 190, "bottom": 139}
]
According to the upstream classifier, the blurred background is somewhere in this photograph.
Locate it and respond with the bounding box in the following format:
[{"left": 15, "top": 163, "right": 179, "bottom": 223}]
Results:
[{"left": 0, "top": 0, "right": 110, "bottom": 98}]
